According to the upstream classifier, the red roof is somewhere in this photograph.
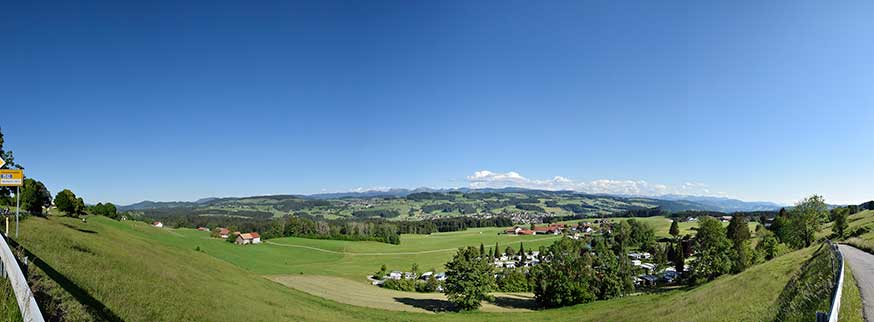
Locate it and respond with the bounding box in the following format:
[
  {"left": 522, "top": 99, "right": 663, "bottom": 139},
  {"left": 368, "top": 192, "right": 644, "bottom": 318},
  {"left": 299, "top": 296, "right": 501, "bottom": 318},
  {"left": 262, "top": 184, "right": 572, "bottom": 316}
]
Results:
[
  {"left": 219, "top": 228, "right": 229, "bottom": 234},
  {"left": 250, "top": 232, "right": 261, "bottom": 238},
  {"left": 518, "top": 229, "right": 535, "bottom": 235},
  {"left": 533, "top": 226, "right": 550, "bottom": 232}
]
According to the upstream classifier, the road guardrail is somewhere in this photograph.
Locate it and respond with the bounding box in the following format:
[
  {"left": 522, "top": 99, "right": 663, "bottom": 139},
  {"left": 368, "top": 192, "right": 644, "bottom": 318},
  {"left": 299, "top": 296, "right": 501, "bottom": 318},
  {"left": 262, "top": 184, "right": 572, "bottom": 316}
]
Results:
[{"left": 0, "top": 233, "right": 44, "bottom": 322}]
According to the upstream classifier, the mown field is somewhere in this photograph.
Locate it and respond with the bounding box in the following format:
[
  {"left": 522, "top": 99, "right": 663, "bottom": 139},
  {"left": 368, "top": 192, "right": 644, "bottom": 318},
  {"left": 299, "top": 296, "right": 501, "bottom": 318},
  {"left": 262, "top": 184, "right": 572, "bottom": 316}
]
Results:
[{"left": 0, "top": 214, "right": 818, "bottom": 321}]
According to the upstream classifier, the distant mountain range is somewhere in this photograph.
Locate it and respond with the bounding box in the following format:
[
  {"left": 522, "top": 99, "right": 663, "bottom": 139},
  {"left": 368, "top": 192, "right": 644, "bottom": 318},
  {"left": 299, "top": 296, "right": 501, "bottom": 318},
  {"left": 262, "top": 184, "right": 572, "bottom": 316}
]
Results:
[{"left": 119, "top": 187, "right": 784, "bottom": 213}]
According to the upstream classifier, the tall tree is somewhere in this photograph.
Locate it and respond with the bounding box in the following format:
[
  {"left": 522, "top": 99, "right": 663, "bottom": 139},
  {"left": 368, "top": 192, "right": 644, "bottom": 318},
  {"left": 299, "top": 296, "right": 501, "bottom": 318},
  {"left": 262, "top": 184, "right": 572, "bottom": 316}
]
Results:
[
  {"left": 690, "top": 216, "right": 732, "bottom": 284},
  {"left": 786, "top": 195, "right": 828, "bottom": 248},
  {"left": 54, "top": 189, "right": 80, "bottom": 215},
  {"left": 20, "top": 178, "right": 51, "bottom": 215},
  {"left": 444, "top": 246, "right": 495, "bottom": 311},
  {"left": 518, "top": 242, "right": 527, "bottom": 266},
  {"left": 530, "top": 238, "right": 596, "bottom": 308},
  {"left": 479, "top": 243, "right": 486, "bottom": 257},
  {"left": 669, "top": 219, "right": 680, "bottom": 239},
  {"left": 833, "top": 207, "right": 849, "bottom": 239},
  {"left": 726, "top": 216, "right": 752, "bottom": 273}
]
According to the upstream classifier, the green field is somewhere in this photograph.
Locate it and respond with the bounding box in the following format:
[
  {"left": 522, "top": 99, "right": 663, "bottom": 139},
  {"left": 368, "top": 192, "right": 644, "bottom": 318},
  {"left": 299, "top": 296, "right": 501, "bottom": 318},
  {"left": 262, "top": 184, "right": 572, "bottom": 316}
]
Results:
[{"left": 2, "top": 214, "right": 818, "bottom": 321}]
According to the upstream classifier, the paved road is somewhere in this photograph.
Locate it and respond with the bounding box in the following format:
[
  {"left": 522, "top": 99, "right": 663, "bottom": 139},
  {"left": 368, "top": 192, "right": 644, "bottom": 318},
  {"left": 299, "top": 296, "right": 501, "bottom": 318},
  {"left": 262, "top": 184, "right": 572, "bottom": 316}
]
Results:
[{"left": 840, "top": 245, "right": 874, "bottom": 321}]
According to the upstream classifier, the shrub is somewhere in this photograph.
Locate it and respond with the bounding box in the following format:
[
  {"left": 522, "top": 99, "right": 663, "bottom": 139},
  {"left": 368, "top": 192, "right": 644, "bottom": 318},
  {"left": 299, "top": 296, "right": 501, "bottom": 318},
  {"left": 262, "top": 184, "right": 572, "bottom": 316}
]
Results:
[{"left": 382, "top": 278, "right": 415, "bottom": 292}]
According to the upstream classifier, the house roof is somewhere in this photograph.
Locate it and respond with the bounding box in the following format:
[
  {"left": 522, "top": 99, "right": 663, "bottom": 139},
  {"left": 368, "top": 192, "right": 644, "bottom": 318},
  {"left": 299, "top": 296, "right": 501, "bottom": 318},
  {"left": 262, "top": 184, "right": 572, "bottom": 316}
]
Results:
[
  {"left": 239, "top": 233, "right": 254, "bottom": 240},
  {"left": 533, "top": 226, "right": 550, "bottom": 232},
  {"left": 518, "top": 229, "right": 535, "bottom": 235},
  {"left": 219, "top": 228, "right": 229, "bottom": 234},
  {"left": 250, "top": 232, "right": 261, "bottom": 238}
]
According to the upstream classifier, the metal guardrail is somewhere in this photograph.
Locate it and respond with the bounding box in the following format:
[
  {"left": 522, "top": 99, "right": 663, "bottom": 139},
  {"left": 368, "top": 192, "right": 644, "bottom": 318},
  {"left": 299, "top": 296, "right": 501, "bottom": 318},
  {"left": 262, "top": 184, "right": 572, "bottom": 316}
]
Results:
[
  {"left": 817, "top": 241, "right": 844, "bottom": 322},
  {"left": 0, "top": 233, "right": 44, "bottom": 322}
]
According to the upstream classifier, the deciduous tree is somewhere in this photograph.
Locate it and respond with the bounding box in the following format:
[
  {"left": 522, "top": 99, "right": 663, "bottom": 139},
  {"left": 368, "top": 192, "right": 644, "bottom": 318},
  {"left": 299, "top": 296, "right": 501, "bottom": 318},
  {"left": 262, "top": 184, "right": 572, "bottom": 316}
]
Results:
[{"left": 444, "top": 246, "right": 495, "bottom": 311}]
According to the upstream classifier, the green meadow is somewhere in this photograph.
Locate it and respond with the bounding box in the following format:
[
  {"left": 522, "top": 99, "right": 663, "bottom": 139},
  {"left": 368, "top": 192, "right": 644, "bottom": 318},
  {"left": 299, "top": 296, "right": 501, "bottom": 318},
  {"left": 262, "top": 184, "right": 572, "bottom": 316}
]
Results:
[{"left": 6, "top": 215, "right": 818, "bottom": 321}]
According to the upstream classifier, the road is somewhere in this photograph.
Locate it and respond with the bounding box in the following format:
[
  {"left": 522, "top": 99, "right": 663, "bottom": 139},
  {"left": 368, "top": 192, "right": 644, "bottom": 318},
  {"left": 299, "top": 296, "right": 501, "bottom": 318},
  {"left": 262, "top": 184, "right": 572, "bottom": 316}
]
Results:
[{"left": 840, "top": 244, "right": 874, "bottom": 321}]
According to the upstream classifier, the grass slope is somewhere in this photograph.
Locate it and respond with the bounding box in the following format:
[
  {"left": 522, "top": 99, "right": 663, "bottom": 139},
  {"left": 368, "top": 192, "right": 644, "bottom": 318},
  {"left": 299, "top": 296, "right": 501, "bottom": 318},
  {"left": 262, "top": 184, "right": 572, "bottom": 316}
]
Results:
[
  {"left": 839, "top": 261, "right": 864, "bottom": 322},
  {"left": 6, "top": 215, "right": 813, "bottom": 322}
]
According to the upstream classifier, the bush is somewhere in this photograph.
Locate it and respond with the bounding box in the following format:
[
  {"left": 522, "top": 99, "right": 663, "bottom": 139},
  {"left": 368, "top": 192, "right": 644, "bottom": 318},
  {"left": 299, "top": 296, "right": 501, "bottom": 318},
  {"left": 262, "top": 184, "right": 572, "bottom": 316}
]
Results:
[
  {"left": 382, "top": 279, "right": 415, "bottom": 292},
  {"left": 497, "top": 269, "right": 531, "bottom": 292}
]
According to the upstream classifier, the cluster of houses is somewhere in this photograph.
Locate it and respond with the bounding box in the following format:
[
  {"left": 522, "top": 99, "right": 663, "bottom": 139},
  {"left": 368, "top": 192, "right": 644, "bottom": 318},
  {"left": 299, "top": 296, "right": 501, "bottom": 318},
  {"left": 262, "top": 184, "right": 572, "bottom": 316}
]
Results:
[
  {"left": 503, "top": 222, "right": 597, "bottom": 237},
  {"left": 372, "top": 270, "right": 447, "bottom": 290},
  {"left": 151, "top": 222, "right": 262, "bottom": 245},
  {"left": 493, "top": 251, "right": 541, "bottom": 268},
  {"left": 629, "top": 251, "right": 684, "bottom": 287}
]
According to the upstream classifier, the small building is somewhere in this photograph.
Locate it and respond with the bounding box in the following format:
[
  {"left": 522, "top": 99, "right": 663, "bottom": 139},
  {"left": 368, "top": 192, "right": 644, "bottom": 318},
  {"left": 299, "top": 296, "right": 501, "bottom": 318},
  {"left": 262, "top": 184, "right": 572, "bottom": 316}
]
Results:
[
  {"left": 197, "top": 227, "right": 209, "bottom": 231},
  {"left": 218, "top": 228, "right": 230, "bottom": 239},
  {"left": 235, "top": 232, "right": 262, "bottom": 245},
  {"left": 720, "top": 216, "right": 733, "bottom": 222},
  {"left": 504, "top": 227, "right": 523, "bottom": 235},
  {"left": 152, "top": 221, "right": 163, "bottom": 228},
  {"left": 388, "top": 271, "right": 403, "bottom": 280},
  {"left": 518, "top": 229, "right": 535, "bottom": 235},
  {"left": 636, "top": 274, "right": 659, "bottom": 286}
]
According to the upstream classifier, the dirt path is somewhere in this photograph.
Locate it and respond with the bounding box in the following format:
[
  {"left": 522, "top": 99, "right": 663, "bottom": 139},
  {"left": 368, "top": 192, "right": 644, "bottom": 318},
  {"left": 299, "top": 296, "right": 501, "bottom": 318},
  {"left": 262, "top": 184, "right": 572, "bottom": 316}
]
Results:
[
  {"left": 265, "top": 235, "right": 562, "bottom": 256},
  {"left": 840, "top": 244, "right": 874, "bottom": 321}
]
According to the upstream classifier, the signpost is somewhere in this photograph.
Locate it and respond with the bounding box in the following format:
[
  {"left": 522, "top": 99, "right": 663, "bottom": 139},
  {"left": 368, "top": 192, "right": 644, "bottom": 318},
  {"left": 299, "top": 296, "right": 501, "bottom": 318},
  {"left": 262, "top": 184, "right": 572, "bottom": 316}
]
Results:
[{"left": 0, "top": 157, "right": 24, "bottom": 238}]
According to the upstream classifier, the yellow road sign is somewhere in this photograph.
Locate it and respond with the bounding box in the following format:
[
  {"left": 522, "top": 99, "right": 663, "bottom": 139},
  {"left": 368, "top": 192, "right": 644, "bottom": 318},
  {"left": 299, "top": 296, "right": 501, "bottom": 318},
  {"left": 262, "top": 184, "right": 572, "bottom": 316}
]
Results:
[
  {"left": 0, "top": 169, "right": 23, "bottom": 187},
  {"left": 0, "top": 156, "right": 5, "bottom": 168}
]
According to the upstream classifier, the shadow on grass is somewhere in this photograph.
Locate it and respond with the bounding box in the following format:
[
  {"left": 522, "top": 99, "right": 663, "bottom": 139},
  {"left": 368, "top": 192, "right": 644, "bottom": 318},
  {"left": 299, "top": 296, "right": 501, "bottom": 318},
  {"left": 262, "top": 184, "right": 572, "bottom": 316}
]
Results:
[
  {"left": 7, "top": 238, "right": 123, "bottom": 322},
  {"left": 487, "top": 294, "right": 538, "bottom": 310},
  {"left": 61, "top": 223, "right": 98, "bottom": 234},
  {"left": 393, "top": 297, "right": 460, "bottom": 312}
]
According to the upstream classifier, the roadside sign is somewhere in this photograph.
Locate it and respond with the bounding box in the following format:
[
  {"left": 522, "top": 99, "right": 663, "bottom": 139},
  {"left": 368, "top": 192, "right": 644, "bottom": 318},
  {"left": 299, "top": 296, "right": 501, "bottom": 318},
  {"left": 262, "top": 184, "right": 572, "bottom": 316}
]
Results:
[
  {"left": 0, "top": 169, "right": 23, "bottom": 187},
  {"left": 0, "top": 156, "right": 5, "bottom": 168}
]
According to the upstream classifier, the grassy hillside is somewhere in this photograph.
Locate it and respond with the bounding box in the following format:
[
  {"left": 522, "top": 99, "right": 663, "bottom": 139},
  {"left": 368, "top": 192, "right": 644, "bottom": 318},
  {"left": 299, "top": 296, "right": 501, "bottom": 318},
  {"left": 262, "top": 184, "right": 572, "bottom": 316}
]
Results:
[{"left": 1, "top": 214, "right": 815, "bottom": 321}]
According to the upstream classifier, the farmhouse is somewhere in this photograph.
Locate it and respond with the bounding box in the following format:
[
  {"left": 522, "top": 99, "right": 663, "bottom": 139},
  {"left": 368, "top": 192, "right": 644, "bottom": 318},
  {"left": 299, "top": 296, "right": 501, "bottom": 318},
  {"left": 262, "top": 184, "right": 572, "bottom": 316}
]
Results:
[
  {"left": 235, "top": 232, "right": 262, "bottom": 245},
  {"left": 152, "top": 221, "right": 163, "bottom": 228},
  {"left": 218, "top": 228, "right": 230, "bottom": 239},
  {"left": 197, "top": 227, "right": 209, "bottom": 231},
  {"left": 504, "top": 227, "right": 523, "bottom": 235}
]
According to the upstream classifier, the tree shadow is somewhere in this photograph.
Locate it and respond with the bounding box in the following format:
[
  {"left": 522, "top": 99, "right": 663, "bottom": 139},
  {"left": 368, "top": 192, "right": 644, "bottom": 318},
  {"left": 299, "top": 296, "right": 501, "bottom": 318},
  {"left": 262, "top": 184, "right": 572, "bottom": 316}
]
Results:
[
  {"left": 393, "top": 297, "right": 460, "bottom": 312},
  {"left": 61, "top": 223, "right": 97, "bottom": 234},
  {"left": 7, "top": 238, "right": 123, "bottom": 322},
  {"left": 487, "top": 294, "right": 538, "bottom": 310}
]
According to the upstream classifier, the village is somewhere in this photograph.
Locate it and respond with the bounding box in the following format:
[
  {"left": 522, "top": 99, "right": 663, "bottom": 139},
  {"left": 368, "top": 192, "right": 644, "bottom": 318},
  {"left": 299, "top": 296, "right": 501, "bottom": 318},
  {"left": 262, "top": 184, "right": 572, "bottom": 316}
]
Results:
[{"left": 367, "top": 220, "right": 688, "bottom": 292}]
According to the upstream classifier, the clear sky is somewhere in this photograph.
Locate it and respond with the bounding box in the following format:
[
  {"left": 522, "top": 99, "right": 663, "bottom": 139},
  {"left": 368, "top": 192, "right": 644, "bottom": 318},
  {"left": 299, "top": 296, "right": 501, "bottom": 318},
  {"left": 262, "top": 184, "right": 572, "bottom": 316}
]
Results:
[{"left": 2, "top": 1, "right": 873, "bottom": 205}]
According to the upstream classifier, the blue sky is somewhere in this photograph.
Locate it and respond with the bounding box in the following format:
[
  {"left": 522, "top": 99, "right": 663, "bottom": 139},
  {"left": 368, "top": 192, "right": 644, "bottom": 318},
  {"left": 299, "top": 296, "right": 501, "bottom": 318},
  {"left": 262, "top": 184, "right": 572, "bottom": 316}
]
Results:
[{"left": 2, "top": 1, "right": 873, "bottom": 205}]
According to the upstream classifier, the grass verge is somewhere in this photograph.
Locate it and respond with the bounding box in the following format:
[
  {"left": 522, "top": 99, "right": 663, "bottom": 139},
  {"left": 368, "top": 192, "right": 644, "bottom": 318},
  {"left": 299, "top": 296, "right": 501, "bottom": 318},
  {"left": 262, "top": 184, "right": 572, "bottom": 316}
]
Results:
[
  {"left": 839, "top": 260, "right": 863, "bottom": 322},
  {"left": 775, "top": 243, "right": 838, "bottom": 321}
]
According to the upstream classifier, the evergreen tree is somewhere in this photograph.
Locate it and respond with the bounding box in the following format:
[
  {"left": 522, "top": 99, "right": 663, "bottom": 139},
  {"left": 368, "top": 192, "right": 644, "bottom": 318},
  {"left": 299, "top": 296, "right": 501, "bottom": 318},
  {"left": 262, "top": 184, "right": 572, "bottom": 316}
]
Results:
[
  {"left": 726, "top": 216, "right": 751, "bottom": 273},
  {"left": 834, "top": 207, "right": 849, "bottom": 239},
  {"left": 480, "top": 243, "right": 486, "bottom": 257},
  {"left": 669, "top": 219, "right": 680, "bottom": 239},
  {"left": 518, "top": 242, "right": 527, "bottom": 266}
]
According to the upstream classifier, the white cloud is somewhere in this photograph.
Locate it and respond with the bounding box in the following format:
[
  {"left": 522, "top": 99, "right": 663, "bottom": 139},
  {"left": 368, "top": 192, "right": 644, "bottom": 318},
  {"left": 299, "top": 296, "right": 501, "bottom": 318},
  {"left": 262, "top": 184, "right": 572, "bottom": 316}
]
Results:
[{"left": 466, "top": 170, "right": 723, "bottom": 197}]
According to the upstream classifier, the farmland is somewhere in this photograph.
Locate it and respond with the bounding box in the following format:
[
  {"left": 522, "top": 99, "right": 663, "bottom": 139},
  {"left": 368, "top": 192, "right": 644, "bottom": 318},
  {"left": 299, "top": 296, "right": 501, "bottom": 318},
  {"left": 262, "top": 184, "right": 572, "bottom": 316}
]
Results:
[
  {"left": 119, "top": 190, "right": 779, "bottom": 223},
  {"left": 9, "top": 214, "right": 816, "bottom": 321}
]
